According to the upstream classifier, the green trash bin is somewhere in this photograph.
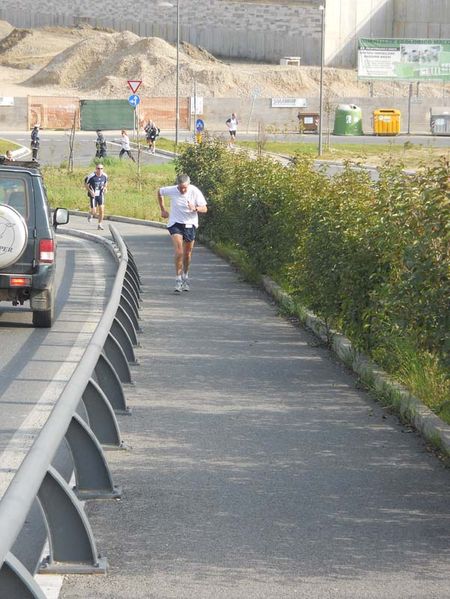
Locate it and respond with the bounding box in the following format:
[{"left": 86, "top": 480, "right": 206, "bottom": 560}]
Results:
[{"left": 333, "top": 104, "right": 364, "bottom": 136}]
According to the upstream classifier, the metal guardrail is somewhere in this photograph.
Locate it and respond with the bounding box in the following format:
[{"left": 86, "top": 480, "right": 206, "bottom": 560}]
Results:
[{"left": 0, "top": 224, "right": 142, "bottom": 598}]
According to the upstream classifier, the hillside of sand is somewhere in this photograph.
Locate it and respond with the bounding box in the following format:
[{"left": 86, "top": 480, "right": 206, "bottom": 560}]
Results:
[{"left": 0, "top": 21, "right": 448, "bottom": 100}]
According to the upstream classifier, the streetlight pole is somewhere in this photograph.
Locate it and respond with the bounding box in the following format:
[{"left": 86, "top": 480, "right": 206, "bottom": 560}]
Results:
[
  {"left": 158, "top": 0, "right": 180, "bottom": 146},
  {"left": 318, "top": 2, "right": 326, "bottom": 157},
  {"left": 175, "top": 0, "right": 180, "bottom": 147}
]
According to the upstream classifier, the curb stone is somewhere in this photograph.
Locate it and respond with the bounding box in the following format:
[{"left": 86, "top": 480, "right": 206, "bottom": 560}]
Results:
[{"left": 261, "top": 276, "right": 450, "bottom": 459}]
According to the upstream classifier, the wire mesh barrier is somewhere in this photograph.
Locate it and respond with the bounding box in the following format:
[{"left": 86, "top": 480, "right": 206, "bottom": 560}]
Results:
[{"left": 0, "top": 224, "right": 142, "bottom": 598}]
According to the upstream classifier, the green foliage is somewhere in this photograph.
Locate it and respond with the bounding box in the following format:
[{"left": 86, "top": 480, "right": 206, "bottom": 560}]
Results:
[
  {"left": 0, "top": 139, "right": 20, "bottom": 154},
  {"left": 43, "top": 159, "right": 176, "bottom": 221},
  {"left": 174, "top": 141, "right": 450, "bottom": 415}
]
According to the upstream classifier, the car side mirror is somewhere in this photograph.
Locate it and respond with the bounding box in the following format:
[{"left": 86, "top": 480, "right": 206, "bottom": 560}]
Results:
[{"left": 53, "top": 207, "right": 69, "bottom": 229}]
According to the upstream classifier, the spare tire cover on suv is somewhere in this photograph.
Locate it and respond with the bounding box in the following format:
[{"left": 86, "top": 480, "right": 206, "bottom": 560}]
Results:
[{"left": 0, "top": 204, "right": 28, "bottom": 269}]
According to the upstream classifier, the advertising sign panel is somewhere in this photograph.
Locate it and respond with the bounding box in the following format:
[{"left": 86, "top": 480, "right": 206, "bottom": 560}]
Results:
[{"left": 358, "top": 38, "right": 450, "bottom": 81}]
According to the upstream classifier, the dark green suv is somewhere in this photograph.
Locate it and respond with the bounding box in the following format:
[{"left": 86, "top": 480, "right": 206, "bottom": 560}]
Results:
[{"left": 0, "top": 161, "right": 69, "bottom": 327}]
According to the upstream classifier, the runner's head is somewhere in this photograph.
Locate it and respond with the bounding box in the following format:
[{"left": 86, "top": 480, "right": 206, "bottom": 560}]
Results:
[{"left": 176, "top": 174, "right": 190, "bottom": 194}]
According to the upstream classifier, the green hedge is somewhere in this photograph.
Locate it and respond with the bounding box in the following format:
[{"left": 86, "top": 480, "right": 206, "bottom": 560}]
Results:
[{"left": 175, "top": 140, "right": 449, "bottom": 409}]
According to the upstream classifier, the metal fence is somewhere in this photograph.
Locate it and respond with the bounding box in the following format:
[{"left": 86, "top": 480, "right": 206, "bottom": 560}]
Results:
[{"left": 0, "top": 224, "right": 142, "bottom": 598}]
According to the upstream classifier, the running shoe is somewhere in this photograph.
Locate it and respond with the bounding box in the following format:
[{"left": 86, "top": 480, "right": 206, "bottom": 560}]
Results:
[
  {"left": 88, "top": 214, "right": 93, "bottom": 223},
  {"left": 97, "top": 223, "right": 104, "bottom": 230},
  {"left": 181, "top": 279, "right": 190, "bottom": 292},
  {"left": 174, "top": 279, "right": 183, "bottom": 293}
]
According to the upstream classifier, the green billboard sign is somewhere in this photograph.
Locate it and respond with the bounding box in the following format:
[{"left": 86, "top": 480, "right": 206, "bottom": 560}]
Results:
[{"left": 358, "top": 38, "right": 450, "bottom": 81}]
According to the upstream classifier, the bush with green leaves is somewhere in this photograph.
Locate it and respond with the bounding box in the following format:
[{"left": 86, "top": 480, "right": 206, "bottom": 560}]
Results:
[{"left": 176, "top": 139, "right": 449, "bottom": 412}]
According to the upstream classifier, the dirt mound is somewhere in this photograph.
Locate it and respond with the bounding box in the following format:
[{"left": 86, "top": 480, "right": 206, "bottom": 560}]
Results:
[
  {"left": 0, "top": 25, "right": 103, "bottom": 69},
  {"left": 0, "top": 21, "right": 447, "bottom": 99},
  {"left": 22, "top": 29, "right": 370, "bottom": 98}
]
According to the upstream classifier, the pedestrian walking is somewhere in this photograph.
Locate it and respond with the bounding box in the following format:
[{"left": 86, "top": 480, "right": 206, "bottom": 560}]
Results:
[
  {"left": 30, "top": 124, "right": 40, "bottom": 161},
  {"left": 85, "top": 164, "right": 108, "bottom": 230},
  {"left": 157, "top": 173, "right": 207, "bottom": 293},
  {"left": 119, "top": 130, "right": 136, "bottom": 162},
  {"left": 95, "top": 129, "right": 107, "bottom": 158},
  {"left": 226, "top": 112, "right": 238, "bottom": 147},
  {"left": 144, "top": 120, "right": 160, "bottom": 155}
]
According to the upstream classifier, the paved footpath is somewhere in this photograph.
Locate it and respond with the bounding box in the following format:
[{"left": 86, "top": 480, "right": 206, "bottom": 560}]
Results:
[{"left": 60, "top": 216, "right": 450, "bottom": 599}]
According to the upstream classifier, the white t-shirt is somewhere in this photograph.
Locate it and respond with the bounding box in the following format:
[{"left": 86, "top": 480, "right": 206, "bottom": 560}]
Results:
[
  {"left": 160, "top": 184, "right": 207, "bottom": 228},
  {"left": 227, "top": 116, "right": 238, "bottom": 132},
  {"left": 121, "top": 134, "right": 131, "bottom": 151}
]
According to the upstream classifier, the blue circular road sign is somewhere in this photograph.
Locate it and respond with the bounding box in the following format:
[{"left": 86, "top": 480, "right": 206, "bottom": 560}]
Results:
[
  {"left": 196, "top": 119, "right": 205, "bottom": 132},
  {"left": 128, "top": 94, "right": 140, "bottom": 107}
]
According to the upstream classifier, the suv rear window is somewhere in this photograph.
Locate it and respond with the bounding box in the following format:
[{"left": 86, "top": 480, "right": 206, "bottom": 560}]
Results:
[{"left": 0, "top": 177, "right": 28, "bottom": 220}]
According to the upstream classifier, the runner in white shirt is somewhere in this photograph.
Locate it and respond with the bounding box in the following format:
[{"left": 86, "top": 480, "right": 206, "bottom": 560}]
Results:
[{"left": 157, "top": 174, "right": 208, "bottom": 293}]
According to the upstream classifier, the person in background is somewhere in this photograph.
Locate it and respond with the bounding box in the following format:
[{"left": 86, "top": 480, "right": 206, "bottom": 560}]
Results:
[
  {"left": 30, "top": 124, "right": 40, "bottom": 161},
  {"left": 157, "top": 174, "right": 207, "bottom": 293},
  {"left": 144, "top": 120, "right": 160, "bottom": 155},
  {"left": 85, "top": 164, "right": 108, "bottom": 230},
  {"left": 95, "top": 130, "right": 107, "bottom": 158},
  {"left": 226, "top": 112, "right": 238, "bottom": 147},
  {"left": 119, "top": 130, "right": 136, "bottom": 162},
  {"left": 5, "top": 150, "right": 15, "bottom": 161}
]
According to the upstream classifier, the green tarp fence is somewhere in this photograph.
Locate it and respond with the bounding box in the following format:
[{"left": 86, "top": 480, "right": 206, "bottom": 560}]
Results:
[{"left": 80, "top": 100, "right": 135, "bottom": 130}]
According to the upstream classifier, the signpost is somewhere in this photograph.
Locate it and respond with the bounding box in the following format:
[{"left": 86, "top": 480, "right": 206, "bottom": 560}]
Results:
[
  {"left": 128, "top": 94, "right": 140, "bottom": 108},
  {"left": 127, "top": 80, "right": 142, "bottom": 93},
  {"left": 127, "top": 82, "right": 142, "bottom": 172}
]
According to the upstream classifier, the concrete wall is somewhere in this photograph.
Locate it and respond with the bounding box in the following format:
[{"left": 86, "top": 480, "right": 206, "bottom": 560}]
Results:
[
  {"left": 0, "top": 98, "right": 28, "bottom": 130},
  {"left": 326, "top": 0, "right": 393, "bottom": 66},
  {"left": 0, "top": 1, "right": 448, "bottom": 67},
  {"left": 201, "top": 95, "right": 441, "bottom": 135},
  {"left": 0, "top": 95, "right": 444, "bottom": 135},
  {"left": 394, "top": 0, "right": 450, "bottom": 38},
  {"left": 0, "top": 0, "right": 394, "bottom": 67}
]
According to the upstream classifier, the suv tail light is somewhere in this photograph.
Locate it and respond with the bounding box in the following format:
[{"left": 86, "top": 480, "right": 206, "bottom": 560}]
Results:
[{"left": 39, "top": 239, "right": 55, "bottom": 263}]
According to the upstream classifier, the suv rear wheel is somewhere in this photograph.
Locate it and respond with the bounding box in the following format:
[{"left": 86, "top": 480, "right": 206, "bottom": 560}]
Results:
[{"left": 32, "top": 290, "right": 54, "bottom": 328}]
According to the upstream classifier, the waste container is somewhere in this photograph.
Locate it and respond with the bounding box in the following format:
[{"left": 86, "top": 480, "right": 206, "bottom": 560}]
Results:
[
  {"left": 373, "top": 109, "right": 401, "bottom": 136},
  {"left": 297, "top": 112, "right": 319, "bottom": 133},
  {"left": 430, "top": 107, "right": 450, "bottom": 136},
  {"left": 333, "top": 104, "right": 363, "bottom": 135}
]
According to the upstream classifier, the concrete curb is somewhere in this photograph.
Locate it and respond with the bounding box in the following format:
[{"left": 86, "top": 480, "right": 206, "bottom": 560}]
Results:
[{"left": 261, "top": 276, "right": 450, "bottom": 458}]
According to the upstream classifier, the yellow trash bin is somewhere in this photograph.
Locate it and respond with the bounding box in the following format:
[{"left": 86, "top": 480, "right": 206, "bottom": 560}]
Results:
[{"left": 373, "top": 109, "right": 401, "bottom": 136}]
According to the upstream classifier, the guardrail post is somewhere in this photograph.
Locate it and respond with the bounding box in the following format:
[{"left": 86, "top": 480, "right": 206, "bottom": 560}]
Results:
[
  {"left": 122, "top": 284, "right": 140, "bottom": 317},
  {"left": 37, "top": 467, "right": 107, "bottom": 574},
  {"left": 116, "top": 304, "right": 139, "bottom": 346},
  {"left": 124, "top": 270, "right": 141, "bottom": 301},
  {"left": 126, "top": 259, "right": 141, "bottom": 288},
  {"left": 66, "top": 414, "right": 121, "bottom": 500},
  {"left": 123, "top": 277, "right": 141, "bottom": 307},
  {"left": 82, "top": 379, "right": 123, "bottom": 448},
  {"left": 104, "top": 333, "right": 133, "bottom": 383},
  {"left": 125, "top": 245, "right": 141, "bottom": 284},
  {"left": 111, "top": 317, "right": 138, "bottom": 364},
  {"left": 0, "top": 552, "right": 47, "bottom": 599},
  {"left": 94, "top": 354, "right": 130, "bottom": 414},
  {"left": 120, "top": 294, "right": 141, "bottom": 332}
]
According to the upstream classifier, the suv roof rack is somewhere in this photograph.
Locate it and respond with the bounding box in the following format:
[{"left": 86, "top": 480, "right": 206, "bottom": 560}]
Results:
[{"left": 0, "top": 158, "right": 41, "bottom": 169}]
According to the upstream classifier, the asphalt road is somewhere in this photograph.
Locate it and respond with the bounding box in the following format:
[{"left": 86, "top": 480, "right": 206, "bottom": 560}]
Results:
[
  {"left": 3, "top": 130, "right": 450, "bottom": 169},
  {"left": 3, "top": 131, "right": 171, "bottom": 167}
]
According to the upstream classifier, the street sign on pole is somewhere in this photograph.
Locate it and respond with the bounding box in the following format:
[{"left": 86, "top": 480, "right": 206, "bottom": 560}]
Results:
[
  {"left": 128, "top": 94, "right": 140, "bottom": 107},
  {"left": 195, "top": 119, "right": 205, "bottom": 132},
  {"left": 127, "top": 80, "right": 142, "bottom": 94}
]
